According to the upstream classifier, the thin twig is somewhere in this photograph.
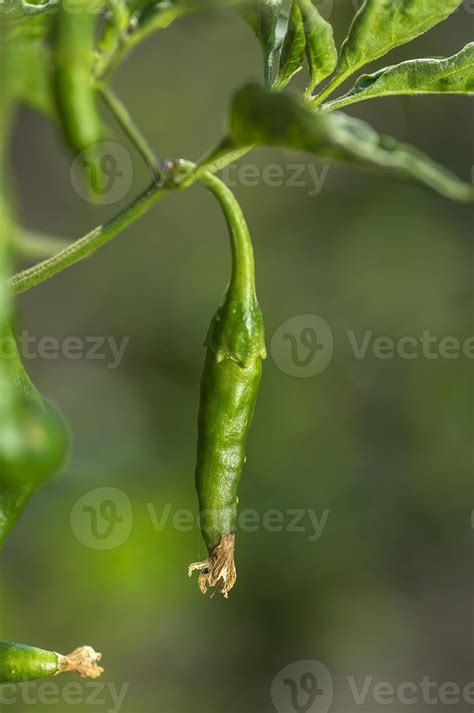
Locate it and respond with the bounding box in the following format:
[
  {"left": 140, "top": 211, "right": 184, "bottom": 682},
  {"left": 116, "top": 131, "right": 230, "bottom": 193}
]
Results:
[
  {"left": 7, "top": 180, "right": 169, "bottom": 295},
  {"left": 94, "top": 7, "right": 186, "bottom": 82},
  {"left": 7, "top": 146, "right": 255, "bottom": 296},
  {"left": 99, "top": 84, "right": 162, "bottom": 180}
]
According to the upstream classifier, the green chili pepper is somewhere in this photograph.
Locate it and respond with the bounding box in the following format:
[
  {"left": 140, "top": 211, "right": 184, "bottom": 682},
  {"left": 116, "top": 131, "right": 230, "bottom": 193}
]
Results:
[
  {"left": 0, "top": 328, "right": 69, "bottom": 488},
  {"left": 0, "top": 327, "right": 70, "bottom": 545},
  {"left": 187, "top": 170, "right": 266, "bottom": 598},
  {"left": 0, "top": 398, "right": 69, "bottom": 486},
  {"left": 0, "top": 642, "right": 103, "bottom": 683},
  {"left": 53, "top": 1, "right": 102, "bottom": 155}
]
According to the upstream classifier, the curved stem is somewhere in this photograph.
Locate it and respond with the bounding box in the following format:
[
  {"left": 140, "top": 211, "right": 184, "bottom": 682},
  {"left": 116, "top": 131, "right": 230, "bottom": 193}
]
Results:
[
  {"left": 199, "top": 171, "right": 256, "bottom": 301},
  {"left": 6, "top": 155, "right": 258, "bottom": 297},
  {"left": 7, "top": 180, "right": 168, "bottom": 295},
  {"left": 311, "top": 70, "right": 352, "bottom": 108}
]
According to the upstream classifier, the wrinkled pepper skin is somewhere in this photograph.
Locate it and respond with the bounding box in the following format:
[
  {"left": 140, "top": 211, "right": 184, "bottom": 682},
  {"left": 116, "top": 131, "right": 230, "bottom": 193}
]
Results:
[
  {"left": 0, "top": 642, "right": 58, "bottom": 684},
  {"left": 196, "top": 350, "right": 263, "bottom": 553}
]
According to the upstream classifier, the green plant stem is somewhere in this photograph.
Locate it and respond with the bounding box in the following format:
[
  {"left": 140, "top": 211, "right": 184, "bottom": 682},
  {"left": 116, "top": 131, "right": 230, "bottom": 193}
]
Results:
[
  {"left": 311, "top": 71, "right": 351, "bottom": 108},
  {"left": 98, "top": 84, "right": 162, "bottom": 179},
  {"left": 264, "top": 54, "right": 274, "bottom": 90},
  {"left": 7, "top": 180, "right": 169, "bottom": 295},
  {"left": 199, "top": 170, "right": 256, "bottom": 299},
  {"left": 6, "top": 150, "right": 259, "bottom": 297},
  {"left": 95, "top": 6, "right": 186, "bottom": 81}
]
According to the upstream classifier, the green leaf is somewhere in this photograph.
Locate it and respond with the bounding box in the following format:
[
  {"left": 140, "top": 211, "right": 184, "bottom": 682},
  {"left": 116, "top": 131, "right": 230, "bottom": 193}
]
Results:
[
  {"left": 256, "top": 0, "right": 283, "bottom": 87},
  {"left": 316, "top": 0, "right": 463, "bottom": 103},
  {"left": 200, "top": 83, "right": 474, "bottom": 202},
  {"left": 134, "top": 0, "right": 188, "bottom": 33},
  {"left": 95, "top": 0, "right": 189, "bottom": 78},
  {"left": 99, "top": 0, "right": 130, "bottom": 54},
  {"left": 0, "top": 0, "right": 57, "bottom": 22},
  {"left": 274, "top": 0, "right": 306, "bottom": 90},
  {"left": 324, "top": 43, "right": 474, "bottom": 111},
  {"left": 298, "top": 0, "right": 337, "bottom": 94},
  {"left": 133, "top": 0, "right": 232, "bottom": 42}
]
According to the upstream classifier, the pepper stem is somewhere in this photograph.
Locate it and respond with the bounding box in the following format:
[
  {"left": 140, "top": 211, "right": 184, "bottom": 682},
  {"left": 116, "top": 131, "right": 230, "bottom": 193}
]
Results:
[
  {"left": 199, "top": 172, "right": 256, "bottom": 304},
  {"left": 188, "top": 534, "right": 237, "bottom": 599},
  {"left": 56, "top": 646, "right": 103, "bottom": 679}
]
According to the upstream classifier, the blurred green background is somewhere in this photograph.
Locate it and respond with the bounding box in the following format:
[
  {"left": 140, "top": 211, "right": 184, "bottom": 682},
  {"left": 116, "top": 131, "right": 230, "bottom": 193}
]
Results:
[{"left": 1, "top": 2, "right": 473, "bottom": 712}]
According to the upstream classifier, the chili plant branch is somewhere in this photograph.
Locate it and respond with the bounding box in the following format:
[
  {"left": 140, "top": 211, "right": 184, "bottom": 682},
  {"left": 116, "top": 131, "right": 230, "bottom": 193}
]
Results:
[
  {"left": 95, "top": 5, "right": 188, "bottom": 82},
  {"left": 98, "top": 84, "right": 162, "bottom": 180},
  {"left": 311, "top": 73, "right": 351, "bottom": 108},
  {"left": 7, "top": 179, "right": 169, "bottom": 295},
  {"left": 6, "top": 149, "right": 254, "bottom": 296}
]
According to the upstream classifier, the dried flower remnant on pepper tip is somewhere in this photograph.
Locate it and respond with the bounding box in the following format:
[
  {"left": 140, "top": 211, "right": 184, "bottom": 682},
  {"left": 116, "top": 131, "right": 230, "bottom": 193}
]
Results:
[
  {"left": 56, "top": 646, "right": 104, "bottom": 679},
  {"left": 188, "top": 534, "right": 237, "bottom": 599}
]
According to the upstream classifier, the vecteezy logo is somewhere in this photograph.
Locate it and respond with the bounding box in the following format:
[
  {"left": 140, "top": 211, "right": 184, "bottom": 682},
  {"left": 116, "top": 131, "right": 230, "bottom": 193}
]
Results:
[
  {"left": 70, "top": 142, "right": 133, "bottom": 205},
  {"left": 285, "top": 673, "right": 324, "bottom": 712},
  {"left": 271, "top": 315, "right": 333, "bottom": 377},
  {"left": 271, "top": 660, "right": 333, "bottom": 713},
  {"left": 83, "top": 499, "right": 123, "bottom": 541},
  {"left": 70, "top": 487, "right": 133, "bottom": 550},
  {"left": 84, "top": 154, "right": 124, "bottom": 196}
]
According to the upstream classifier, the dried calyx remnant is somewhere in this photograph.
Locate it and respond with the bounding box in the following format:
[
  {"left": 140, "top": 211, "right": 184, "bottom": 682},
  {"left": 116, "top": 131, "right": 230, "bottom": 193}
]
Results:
[
  {"left": 57, "top": 646, "right": 104, "bottom": 679},
  {"left": 188, "top": 534, "right": 237, "bottom": 599}
]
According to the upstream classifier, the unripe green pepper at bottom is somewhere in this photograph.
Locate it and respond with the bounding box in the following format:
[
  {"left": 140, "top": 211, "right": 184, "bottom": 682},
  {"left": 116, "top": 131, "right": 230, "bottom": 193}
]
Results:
[
  {"left": 0, "top": 642, "right": 103, "bottom": 683},
  {"left": 0, "top": 328, "right": 70, "bottom": 545},
  {"left": 0, "top": 397, "right": 69, "bottom": 491}
]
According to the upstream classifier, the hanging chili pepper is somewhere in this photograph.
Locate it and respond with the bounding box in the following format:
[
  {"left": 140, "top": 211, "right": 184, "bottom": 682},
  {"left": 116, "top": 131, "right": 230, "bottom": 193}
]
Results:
[
  {"left": 187, "top": 169, "right": 266, "bottom": 598},
  {"left": 0, "top": 326, "right": 70, "bottom": 545},
  {"left": 53, "top": 1, "right": 102, "bottom": 156}
]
